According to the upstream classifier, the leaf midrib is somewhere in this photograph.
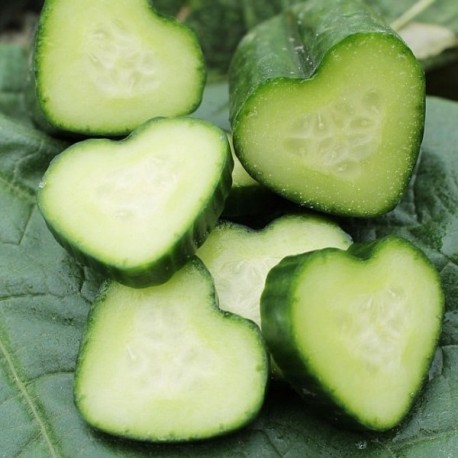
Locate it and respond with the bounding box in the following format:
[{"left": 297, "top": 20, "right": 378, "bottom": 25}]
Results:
[{"left": 0, "top": 329, "right": 60, "bottom": 457}]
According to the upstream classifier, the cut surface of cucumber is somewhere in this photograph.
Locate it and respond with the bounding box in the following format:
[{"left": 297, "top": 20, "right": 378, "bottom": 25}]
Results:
[
  {"left": 260, "top": 236, "right": 444, "bottom": 431},
  {"left": 229, "top": 0, "right": 425, "bottom": 217},
  {"left": 30, "top": 0, "right": 205, "bottom": 136},
  {"left": 74, "top": 258, "right": 268, "bottom": 442},
  {"left": 197, "top": 213, "right": 352, "bottom": 327},
  {"left": 37, "top": 117, "right": 232, "bottom": 287}
]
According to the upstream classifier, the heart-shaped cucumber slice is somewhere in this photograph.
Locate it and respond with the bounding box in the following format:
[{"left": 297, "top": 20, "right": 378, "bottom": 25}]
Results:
[
  {"left": 260, "top": 236, "right": 444, "bottom": 431},
  {"left": 198, "top": 213, "right": 352, "bottom": 327},
  {"left": 30, "top": 0, "right": 205, "bottom": 136},
  {"left": 74, "top": 258, "right": 268, "bottom": 442},
  {"left": 37, "top": 117, "right": 232, "bottom": 287},
  {"left": 229, "top": 1, "right": 425, "bottom": 217}
]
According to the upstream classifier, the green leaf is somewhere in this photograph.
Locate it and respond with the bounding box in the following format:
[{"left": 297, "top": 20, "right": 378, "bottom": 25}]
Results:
[
  {"left": 179, "top": 0, "right": 458, "bottom": 73},
  {"left": 375, "top": 0, "right": 458, "bottom": 34},
  {"left": 0, "top": 44, "right": 31, "bottom": 124},
  {"left": 375, "top": 0, "right": 458, "bottom": 69},
  {"left": 0, "top": 58, "right": 458, "bottom": 457}
]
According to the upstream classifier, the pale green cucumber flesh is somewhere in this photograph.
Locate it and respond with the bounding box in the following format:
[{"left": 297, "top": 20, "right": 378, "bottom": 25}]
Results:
[
  {"left": 233, "top": 33, "right": 424, "bottom": 217},
  {"left": 260, "top": 236, "right": 444, "bottom": 431},
  {"left": 34, "top": 0, "right": 205, "bottom": 135},
  {"left": 37, "top": 117, "right": 232, "bottom": 287},
  {"left": 74, "top": 259, "right": 268, "bottom": 442},
  {"left": 197, "top": 213, "right": 352, "bottom": 327}
]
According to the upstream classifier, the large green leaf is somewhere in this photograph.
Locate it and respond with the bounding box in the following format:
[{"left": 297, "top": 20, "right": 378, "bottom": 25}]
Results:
[
  {"left": 0, "top": 44, "right": 30, "bottom": 124},
  {"left": 0, "top": 44, "right": 458, "bottom": 456}
]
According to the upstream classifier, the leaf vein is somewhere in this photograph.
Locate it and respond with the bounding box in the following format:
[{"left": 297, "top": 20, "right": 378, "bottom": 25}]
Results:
[
  {"left": 17, "top": 205, "right": 35, "bottom": 247},
  {"left": 390, "top": 427, "right": 458, "bottom": 453},
  {"left": 0, "top": 333, "right": 60, "bottom": 458},
  {"left": 0, "top": 171, "right": 35, "bottom": 204}
]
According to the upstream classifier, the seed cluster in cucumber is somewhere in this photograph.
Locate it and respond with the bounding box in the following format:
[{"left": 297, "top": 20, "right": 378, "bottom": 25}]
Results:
[{"left": 30, "top": 0, "right": 443, "bottom": 444}]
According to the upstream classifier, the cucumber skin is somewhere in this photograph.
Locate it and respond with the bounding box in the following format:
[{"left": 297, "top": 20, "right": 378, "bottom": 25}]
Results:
[
  {"left": 229, "top": 0, "right": 425, "bottom": 218},
  {"left": 260, "top": 236, "right": 444, "bottom": 431},
  {"left": 27, "top": 0, "right": 206, "bottom": 138},
  {"left": 74, "top": 257, "right": 270, "bottom": 442},
  {"left": 230, "top": 0, "right": 403, "bottom": 122},
  {"left": 38, "top": 117, "right": 233, "bottom": 288}
]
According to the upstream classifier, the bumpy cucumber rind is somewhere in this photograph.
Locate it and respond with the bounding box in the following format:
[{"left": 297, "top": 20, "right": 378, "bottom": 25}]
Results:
[
  {"left": 37, "top": 117, "right": 233, "bottom": 288},
  {"left": 229, "top": 0, "right": 425, "bottom": 218},
  {"left": 74, "top": 257, "right": 269, "bottom": 442},
  {"left": 260, "top": 236, "right": 444, "bottom": 431},
  {"left": 230, "top": 1, "right": 396, "bottom": 121}
]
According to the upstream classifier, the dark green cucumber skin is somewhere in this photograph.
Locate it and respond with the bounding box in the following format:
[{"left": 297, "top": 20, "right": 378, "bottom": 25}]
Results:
[
  {"left": 27, "top": 0, "right": 206, "bottom": 138},
  {"left": 260, "top": 236, "right": 444, "bottom": 431},
  {"left": 230, "top": 0, "right": 402, "bottom": 122},
  {"left": 37, "top": 117, "right": 233, "bottom": 288},
  {"left": 74, "top": 257, "right": 270, "bottom": 442},
  {"left": 229, "top": 0, "right": 425, "bottom": 217}
]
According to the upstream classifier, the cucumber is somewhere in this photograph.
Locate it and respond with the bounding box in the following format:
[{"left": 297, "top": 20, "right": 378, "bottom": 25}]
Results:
[
  {"left": 37, "top": 117, "right": 232, "bottom": 287},
  {"left": 74, "top": 258, "right": 269, "bottom": 442},
  {"left": 28, "top": 0, "right": 205, "bottom": 136},
  {"left": 229, "top": 0, "right": 425, "bottom": 217},
  {"left": 197, "top": 213, "right": 352, "bottom": 328},
  {"left": 260, "top": 236, "right": 444, "bottom": 431},
  {"left": 222, "top": 134, "right": 287, "bottom": 218}
]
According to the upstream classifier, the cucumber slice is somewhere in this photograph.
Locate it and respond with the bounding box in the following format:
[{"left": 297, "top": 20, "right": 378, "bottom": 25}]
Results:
[
  {"left": 37, "top": 117, "right": 232, "bottom": 287},
  {"left": 260, "top": 236, "right": 444, "bottom": 431},
  {"left": 74, "top": 258, "right": 269, "bottom": 442},
  {"left": 29, "top": 0, "right": 205, "bottom": 136},
  {"left": 229, "top": 0, "right": 425, "bottom": 217},
  {"left": 197, "top": 213, "right": 352, "bottom": 327}
]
